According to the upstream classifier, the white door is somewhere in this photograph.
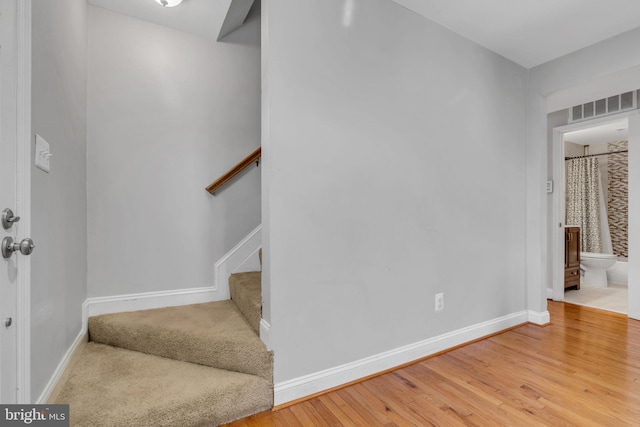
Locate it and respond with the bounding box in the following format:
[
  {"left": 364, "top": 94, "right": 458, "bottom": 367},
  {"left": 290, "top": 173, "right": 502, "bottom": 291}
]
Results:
[{"left": 0, "top": 0, "right": 19, "bottom": 404}]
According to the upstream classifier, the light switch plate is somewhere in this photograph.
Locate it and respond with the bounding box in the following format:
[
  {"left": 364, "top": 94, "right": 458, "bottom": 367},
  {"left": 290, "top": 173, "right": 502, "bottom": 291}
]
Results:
[
  {"left": 35, "top": 134, "right": 51, "bottom": 173},
  {"left": 546, "top": 180, "right": 553, "bottom": 193}
]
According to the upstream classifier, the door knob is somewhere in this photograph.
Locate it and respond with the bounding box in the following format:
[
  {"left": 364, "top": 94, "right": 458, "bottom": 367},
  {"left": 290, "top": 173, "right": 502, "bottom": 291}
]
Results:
[
  {"left": 1, "top": 208, "right": 20, "bottom": 230},
  {"left": 2, "top": 237, "right": 35, "bottom": 259}
]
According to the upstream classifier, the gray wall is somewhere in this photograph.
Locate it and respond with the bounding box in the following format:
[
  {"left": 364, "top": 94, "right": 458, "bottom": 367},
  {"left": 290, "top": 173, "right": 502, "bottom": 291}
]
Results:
[
  {"left": 262, "top": 0, "right": 528, "bottom": 383},
  {"left": 87, "top": 6, "right": 261, "bottom": 297},
  {"left": 31, "top": 0, "right": 88, "bottom": 399}
]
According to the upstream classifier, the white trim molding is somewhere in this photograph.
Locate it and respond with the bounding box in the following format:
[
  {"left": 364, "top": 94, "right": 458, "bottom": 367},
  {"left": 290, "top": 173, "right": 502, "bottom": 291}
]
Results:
[
  {"left": 36, "top": 329, "right": 86, "bottom": 404},
  {"left": 274, "top": 310, "right": 529, "bottom": 406},
  {"left": 81, "top": 226, "right": 263, "bottom": 332},
  {"left": 82, "top": 287, "right": 221, "bottom": 326},
  {"left": 259, "top": 318, "right": 271, "bottom": 350},
  {"left": 214, "top": 224, "right": 262, "bottom": 299},
  {"left": 527, "top": 310, "right": 551, "bottom": 325},
  {"left": 16, "top": 0, "right": 32, "bottom": 404}
]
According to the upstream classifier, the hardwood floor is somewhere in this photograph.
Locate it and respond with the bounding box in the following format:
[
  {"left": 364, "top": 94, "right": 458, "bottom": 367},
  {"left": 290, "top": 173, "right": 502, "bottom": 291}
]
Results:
[{"left": 224, "top": 301, "right": 640, "bottom": 426}]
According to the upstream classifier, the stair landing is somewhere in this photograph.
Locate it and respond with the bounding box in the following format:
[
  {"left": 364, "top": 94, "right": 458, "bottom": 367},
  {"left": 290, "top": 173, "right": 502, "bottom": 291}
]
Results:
[{"left": 89, "top": 300, "right": 271, "bottom": 380}]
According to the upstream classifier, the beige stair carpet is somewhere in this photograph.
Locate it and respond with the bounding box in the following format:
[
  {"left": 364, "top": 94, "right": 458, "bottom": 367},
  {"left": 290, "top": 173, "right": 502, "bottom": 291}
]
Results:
[
  {"left": 89, "top": 301, "right": 272, "bottom": 380},
  {"left": 55, "top": 342, "right": 272, "bottom": 427},
  {"left": 229, "top": 272, "right": 262, "bottom": 334}
]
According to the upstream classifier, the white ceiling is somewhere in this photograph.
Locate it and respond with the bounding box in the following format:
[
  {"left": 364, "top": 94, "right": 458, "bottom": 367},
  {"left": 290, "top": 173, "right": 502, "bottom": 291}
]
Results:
[
  {"left": 564, "top": 118, "right": 629, "bottom": 146},
  {"left": 391, "top": 0, "right": 640, "bottom": 68},
  {"left": 87, "top": 0, "right": 231, "bottom": 40},
  {"left": 89, "top": 0, "right": 640, "bottom": 69}
]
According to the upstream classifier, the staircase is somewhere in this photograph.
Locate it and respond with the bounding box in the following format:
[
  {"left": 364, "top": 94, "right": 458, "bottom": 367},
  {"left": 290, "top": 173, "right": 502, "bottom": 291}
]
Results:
[{"left": 54, "top": 272, "right": 271, "bottom": 427}]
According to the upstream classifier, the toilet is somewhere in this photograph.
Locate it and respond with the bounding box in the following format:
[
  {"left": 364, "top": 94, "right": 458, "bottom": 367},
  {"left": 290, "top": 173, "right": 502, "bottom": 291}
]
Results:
[{"left": 580, "top": 252, "right": 617, "bottom": 287}]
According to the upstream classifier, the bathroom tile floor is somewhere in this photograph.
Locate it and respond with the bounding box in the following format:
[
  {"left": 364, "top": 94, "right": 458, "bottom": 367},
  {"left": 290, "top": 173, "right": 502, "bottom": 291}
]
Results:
[{"left": 564, "top": 283, "right": 628, "bottom": 314}]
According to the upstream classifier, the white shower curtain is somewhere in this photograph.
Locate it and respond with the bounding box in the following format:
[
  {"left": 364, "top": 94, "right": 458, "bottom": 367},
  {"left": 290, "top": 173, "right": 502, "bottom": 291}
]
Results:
[{"left": 566, "top": 157, "right": 602, "bottom": 253}]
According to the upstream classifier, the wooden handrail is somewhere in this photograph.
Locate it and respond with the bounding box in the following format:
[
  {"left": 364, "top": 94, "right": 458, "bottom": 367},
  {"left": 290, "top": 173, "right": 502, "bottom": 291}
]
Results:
[{"left": 206, "top": 147, "right": 261, "bottom": 194}]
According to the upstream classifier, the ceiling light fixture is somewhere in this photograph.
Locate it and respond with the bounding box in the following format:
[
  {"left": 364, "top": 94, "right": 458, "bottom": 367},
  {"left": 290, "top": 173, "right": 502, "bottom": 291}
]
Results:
[{"left": 155, "top": 0, "right": 182, "bottom": 7}]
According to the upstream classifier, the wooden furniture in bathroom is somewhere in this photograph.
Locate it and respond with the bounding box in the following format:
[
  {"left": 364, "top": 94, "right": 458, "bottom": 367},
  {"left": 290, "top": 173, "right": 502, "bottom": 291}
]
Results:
[{"left": 565, "top": 227, "right": 580, "bottom": 290}]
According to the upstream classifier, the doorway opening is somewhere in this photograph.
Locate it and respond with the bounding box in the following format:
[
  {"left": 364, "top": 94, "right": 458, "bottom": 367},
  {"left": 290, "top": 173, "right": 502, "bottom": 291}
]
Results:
[{"left": 551, "top": 111, "right": 636, "bottom": 315}]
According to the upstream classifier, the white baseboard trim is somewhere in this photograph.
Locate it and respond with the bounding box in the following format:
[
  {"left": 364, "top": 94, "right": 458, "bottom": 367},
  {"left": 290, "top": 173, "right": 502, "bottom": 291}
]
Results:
[
  {"left": 82, "top": 286, "right": 221, "bottom": 326},
  {"left": 214, "top": 225, "right": 262, "bottom": 299},
  {"left": 233, "top": 247, "right": 262, "bottom": 274},
  {"left": 274, "top": 310, "right": 529, "bottom": 406},
  {"left": 36, "top": 329, "right": 87, "bottom": 404},
  {"left": 528, "top": 310, "right": 551, "bottom": 325},
  {"left": 546, "top": 287, "right": 553, "bottom": 299},
  {"left": 260, "top": 319, "right": 271, "bottom": 350},
  {"left": 82, "top": 226, "right": 263, "bottom": 325}
]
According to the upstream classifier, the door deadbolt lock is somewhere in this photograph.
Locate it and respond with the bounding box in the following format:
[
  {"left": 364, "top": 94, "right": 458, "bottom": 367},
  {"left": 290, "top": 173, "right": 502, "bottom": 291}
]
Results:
[
  {"left": 1, "top": 208, "right": 20, "bottom": 230},
  {"left": 2, "top": 236, "right": 35, "bottom": 259}
]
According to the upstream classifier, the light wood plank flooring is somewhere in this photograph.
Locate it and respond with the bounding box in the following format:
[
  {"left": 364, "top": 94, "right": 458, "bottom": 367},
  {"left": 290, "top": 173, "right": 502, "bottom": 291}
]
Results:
[{"left": 223, "top": 301, "right": 640, "bottom": 426}]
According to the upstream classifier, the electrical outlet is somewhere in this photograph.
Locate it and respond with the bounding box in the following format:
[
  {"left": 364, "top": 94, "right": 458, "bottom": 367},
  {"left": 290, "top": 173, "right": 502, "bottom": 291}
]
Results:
[{"left": 435, "top": 293, "right": 444, "bottom": 312}]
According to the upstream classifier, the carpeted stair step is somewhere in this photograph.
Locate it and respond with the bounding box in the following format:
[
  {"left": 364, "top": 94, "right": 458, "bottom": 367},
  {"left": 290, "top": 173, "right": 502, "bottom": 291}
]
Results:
[
  {"left": 229, "top": 272, "right": 262, "bottom": 334},
  {"left": 55, "top": 342, "right": 272, "bottom": 427},
  {"left": 88, "top": 301, "right": 272, "bottom": 380}
]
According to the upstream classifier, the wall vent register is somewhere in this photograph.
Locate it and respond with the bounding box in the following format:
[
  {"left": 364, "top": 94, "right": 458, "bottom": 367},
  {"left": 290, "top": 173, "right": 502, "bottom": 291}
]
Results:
[{"left": 569, "top": 90, "right": 637, "bottom": 123}]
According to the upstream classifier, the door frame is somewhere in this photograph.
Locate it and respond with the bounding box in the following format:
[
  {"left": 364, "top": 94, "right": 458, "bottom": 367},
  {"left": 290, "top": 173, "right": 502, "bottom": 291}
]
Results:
[
  {"left": 14, "top": 0, "right": 31, "bottom": 403},
  {"left": 551, "top": 109, "right": 638, "bottom": 313}
]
